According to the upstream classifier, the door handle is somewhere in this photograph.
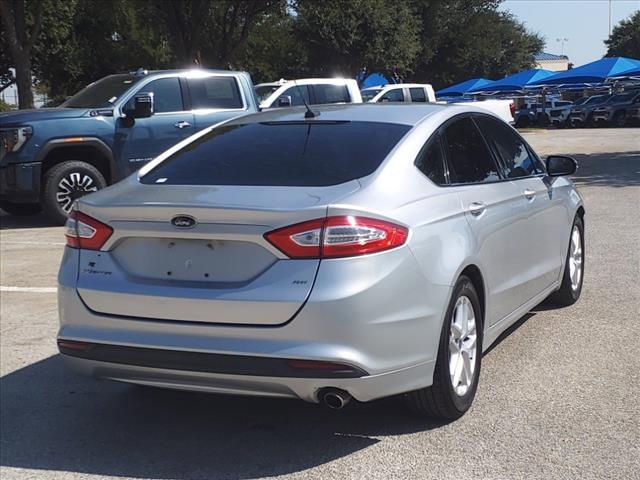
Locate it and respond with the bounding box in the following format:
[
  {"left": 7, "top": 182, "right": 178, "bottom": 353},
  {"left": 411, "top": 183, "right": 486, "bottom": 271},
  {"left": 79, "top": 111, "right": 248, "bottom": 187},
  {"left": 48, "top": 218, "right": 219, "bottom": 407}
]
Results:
[
  {"left": 523, "top": 189, "right": 536, "bottom": 200},
  {"left": 468, "top": 202, "right": 487, "bottom": 216},
  {"left": 173, "top": 121, "right": 191, "bottom": 129}
]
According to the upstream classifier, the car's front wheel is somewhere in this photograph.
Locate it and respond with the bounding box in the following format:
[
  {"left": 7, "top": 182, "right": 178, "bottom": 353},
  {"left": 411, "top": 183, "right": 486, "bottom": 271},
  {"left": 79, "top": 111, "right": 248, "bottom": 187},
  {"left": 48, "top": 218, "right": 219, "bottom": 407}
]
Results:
[
  {"left": 405, "top": 275, "right": 482, "bottom": 419},
  {"left": 613, "top": 111, "right": 626, "bottom": 128},
  {"left": 41, "top": 161, "right": 107, "bottom": 225}
]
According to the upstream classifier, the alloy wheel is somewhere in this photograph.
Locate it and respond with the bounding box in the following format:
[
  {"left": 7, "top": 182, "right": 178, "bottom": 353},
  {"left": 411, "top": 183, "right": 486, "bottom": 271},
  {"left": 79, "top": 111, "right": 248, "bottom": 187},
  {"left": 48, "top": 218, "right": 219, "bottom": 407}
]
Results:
[
  {"left": 569, "top": 225, "right": 583, "bottom": 291},
  {"left": 56, "top": 172, "right": 98, "bottom": 213},
  {"left": 448, "top": 295, "right": 478, "bottom": 397}
]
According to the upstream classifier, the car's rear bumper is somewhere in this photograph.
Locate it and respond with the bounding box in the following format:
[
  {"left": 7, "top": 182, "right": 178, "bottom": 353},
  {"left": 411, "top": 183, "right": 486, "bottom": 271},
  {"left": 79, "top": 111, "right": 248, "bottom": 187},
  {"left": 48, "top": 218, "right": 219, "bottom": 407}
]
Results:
[
  {"left": 59, "top": 350, "right": 434, "bottom": 403},
  {"left": 57, "top": 246, "right": 449, "bottom": 403}
]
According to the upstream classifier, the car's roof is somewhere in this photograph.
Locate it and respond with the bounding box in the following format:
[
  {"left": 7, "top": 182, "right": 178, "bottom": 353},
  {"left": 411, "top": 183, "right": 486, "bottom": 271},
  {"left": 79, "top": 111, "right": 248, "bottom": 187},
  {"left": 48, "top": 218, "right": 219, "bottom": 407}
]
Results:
[{"left": 228, "top": 103, "right": 457, "bottom": 126}]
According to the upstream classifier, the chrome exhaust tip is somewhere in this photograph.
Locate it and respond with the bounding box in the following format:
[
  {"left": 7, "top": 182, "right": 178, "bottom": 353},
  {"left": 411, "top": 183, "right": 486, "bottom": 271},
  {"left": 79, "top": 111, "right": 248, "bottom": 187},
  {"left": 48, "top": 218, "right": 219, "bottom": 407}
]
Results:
[{"left": 320, "top": 388, "right": 351, "bottom": 410}]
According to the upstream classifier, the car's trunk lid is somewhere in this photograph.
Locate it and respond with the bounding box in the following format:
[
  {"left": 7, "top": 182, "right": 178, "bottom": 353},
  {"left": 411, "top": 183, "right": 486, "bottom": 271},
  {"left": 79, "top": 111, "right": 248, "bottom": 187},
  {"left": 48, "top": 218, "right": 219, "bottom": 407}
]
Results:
[{"left": 75, "top": 179, "right": 359, "bottom": 325}]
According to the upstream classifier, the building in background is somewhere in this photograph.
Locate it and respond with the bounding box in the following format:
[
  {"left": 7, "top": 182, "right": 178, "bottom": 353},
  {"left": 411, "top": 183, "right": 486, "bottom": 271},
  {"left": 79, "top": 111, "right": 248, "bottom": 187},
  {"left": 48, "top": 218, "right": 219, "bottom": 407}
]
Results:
[{"left": 535, "top": 52, "right": 570, "bottom": 72}]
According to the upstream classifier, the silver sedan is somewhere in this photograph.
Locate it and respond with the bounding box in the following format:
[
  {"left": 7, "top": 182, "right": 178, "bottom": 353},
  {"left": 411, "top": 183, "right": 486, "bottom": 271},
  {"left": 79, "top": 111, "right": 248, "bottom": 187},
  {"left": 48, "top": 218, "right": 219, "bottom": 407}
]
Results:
[{"left": 57, "top": 103, "right": 584, "bottom": 419}]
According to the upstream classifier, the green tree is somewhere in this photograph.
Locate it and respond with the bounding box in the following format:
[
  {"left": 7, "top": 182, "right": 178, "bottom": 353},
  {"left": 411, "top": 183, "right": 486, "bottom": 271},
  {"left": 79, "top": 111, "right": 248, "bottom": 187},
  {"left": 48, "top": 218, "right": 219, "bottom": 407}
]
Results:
[
  {"left": 0, "top": 0, "right": 45, "bottom": 108},
  {"left": 605, "top": 10, "right": 640, "bottom": 58},
  {"left": 411, "top": 0, "right": 543, "bottom": 88},
  {"left": 149, "top": 0, "right": 284, "bottom": 68},
  {"left": 294, "top": 0, "right": 421, "bottom": 78}
]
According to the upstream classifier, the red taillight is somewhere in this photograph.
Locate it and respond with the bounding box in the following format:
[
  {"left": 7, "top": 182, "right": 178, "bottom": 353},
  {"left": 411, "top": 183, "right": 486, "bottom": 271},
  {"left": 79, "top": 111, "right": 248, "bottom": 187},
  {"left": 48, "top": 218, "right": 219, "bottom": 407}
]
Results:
[
  {"left": 265, "top": 216, "right": 408, "bottom": 259},
  {"left": 64, "top": 211, "right": 113, "bottom": 250},
  {"left": 510, "top": 101, "right": 516, "bottom": 117}
]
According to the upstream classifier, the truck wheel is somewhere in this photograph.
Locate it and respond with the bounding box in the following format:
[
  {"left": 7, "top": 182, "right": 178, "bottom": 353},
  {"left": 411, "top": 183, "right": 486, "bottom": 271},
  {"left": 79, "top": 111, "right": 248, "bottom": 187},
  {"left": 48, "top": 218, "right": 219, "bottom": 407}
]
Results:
[
  {"left": 0, "top": 201, "right": 42, "bottom": 216},
  {"left": 515, "top": 116, "right": 530, "bottom": 128},
  {"left": 613, "top": 112, "right": 626, "bottom": 128},
  {"left": 41, "top": 161, "right": 106, "bottom": 225}
]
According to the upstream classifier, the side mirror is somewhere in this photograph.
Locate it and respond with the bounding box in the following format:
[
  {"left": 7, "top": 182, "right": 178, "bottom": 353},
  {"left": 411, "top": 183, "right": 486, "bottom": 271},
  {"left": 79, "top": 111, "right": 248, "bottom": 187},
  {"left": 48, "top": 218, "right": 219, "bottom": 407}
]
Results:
[
  {"left": 133, "top": 93, "right": 154, "bottom": 118},
  {"left": 277, "top": 95, "right": 292, "bottom": 107},
  {"left": 546, "top": 155, "right": 577, "bottom": 177}
]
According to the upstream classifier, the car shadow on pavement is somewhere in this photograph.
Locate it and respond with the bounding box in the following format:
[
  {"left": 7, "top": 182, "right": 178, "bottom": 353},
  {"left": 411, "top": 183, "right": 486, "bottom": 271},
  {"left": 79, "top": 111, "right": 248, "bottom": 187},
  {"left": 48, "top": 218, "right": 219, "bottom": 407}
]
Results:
[
  {"left": 570, "top": 151, "right": 640, "bottom": 188},
  {"left": 0, "top": 211, "right": 59, "bottom": 230},
  {"left": 0, "top": 354, "right": 448, "bottom": 479}
]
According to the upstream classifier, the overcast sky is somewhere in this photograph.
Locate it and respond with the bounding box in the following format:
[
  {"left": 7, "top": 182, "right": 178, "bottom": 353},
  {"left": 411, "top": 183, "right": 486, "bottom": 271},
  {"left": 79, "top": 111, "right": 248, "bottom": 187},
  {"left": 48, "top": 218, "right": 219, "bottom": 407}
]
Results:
[{"left": 499, "top": 0, "right": 639, "bottom": 67}]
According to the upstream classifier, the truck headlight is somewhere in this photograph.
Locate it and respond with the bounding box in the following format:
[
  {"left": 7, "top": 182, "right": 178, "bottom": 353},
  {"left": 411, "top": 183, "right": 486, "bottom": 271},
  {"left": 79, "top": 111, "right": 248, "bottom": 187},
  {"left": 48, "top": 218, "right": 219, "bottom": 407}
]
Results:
[{"left": 0, "top": 126, "right": 33, "bottom": 153}]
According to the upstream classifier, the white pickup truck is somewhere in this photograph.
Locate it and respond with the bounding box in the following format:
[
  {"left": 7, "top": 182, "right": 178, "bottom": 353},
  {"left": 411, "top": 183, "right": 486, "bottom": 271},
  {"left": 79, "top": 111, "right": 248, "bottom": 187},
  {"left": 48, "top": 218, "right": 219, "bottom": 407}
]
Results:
[
  {"left": 447, "top": 98, "right": 515, "bottom": 124},
  {"left": 361, "top": 83, "right": 514, "bottom": 124},
  {"left": 255, "top": 78, "right": 362, "bottom": 109}
]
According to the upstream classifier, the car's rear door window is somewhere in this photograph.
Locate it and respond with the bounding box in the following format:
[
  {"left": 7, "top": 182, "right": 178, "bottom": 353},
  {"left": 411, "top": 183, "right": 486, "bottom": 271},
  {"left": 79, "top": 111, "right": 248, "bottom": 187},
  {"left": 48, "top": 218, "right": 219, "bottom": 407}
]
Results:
[
  {"left": 312, "top": 84, "right": 350, "bottom": 104},
  {"left": 442, "top": 117, "right": 501, "bottom": 184},
  {"left": 188, "top": 76, "right": 243, "bottom": 109},
  {"left": 141, "top": 121, "right": 410, "bottom": 186},
  {"left": 475, "top": 116, "right": 537, "bottom": 178},
  {"left": 409, "top": 88, "right": 427, "bottom": 102}
]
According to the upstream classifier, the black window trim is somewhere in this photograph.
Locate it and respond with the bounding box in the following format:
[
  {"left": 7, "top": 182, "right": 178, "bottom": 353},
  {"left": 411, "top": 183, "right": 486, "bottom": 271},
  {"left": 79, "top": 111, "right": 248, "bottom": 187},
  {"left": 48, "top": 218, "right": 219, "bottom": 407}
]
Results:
[
  {"left": 439, "top": 113, "right": 506, "bottom": 186},
  {"left": 413, "top": 113, "right": 549, "bottom": 188},
  {"left": 413, "top": 130, "right": 450, "bottom": 186}
]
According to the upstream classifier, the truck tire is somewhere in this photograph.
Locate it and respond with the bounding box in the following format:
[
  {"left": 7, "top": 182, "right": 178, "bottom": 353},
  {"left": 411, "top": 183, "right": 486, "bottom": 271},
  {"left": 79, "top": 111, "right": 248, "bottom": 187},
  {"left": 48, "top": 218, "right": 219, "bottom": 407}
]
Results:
[
  {"left": 41, "top": 161, "right": 107, "bottom": 225},
  {"left": 0, "top": 201, "right": 42, "bottom": 216},
  {"left": 613, "top": 111, "right": 626, "bottom": 128}
]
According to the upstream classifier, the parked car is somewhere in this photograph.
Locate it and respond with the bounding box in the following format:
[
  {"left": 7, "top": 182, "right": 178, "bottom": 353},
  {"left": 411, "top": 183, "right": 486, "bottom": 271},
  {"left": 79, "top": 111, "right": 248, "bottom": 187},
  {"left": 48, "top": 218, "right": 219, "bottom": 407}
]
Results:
[
  {"left": 255, "top": 78, "right": 362, "bottom": 109},
  {"left": 0, "top": 69, "right": 259, "bottom": 223},
  {"left": 549, "top": 97, "right": 589, "bottom": 127},
  {"left": 57, "top": 103, "right": 584, "bottom": 420},
  {"left": 567, "top": 94, "right": 613, "bottom": 127},
  {"left": 592, "top": 90, "right": 640, "bottom": 127},
  {"left": 360, "top": 83, "right": 436, "bottom": 103},
  {"left": 515, "top": 99, "right": 573, "bottom": 128}
]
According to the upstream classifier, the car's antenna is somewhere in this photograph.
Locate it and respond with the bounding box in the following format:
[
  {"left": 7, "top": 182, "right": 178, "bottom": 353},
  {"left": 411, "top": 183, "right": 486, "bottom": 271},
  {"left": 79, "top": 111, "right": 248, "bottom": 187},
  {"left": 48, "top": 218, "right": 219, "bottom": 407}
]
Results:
[{"left": 293, "top": 79, "right": 319, "bottom": 119}]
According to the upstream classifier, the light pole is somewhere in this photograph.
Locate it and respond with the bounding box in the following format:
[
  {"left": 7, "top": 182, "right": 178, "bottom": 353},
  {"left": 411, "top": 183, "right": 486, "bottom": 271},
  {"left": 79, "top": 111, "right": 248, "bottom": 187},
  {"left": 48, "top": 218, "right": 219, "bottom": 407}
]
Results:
[{"left": 556, "top": 38, "right": 569, "bottom": 56}]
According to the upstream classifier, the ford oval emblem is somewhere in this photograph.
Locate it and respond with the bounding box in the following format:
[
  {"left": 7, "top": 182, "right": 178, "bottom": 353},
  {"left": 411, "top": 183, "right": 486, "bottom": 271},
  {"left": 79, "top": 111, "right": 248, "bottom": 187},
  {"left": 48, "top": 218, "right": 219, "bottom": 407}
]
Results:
[{"left": 171, "top": 215, "right": 197, "bottom": 229}]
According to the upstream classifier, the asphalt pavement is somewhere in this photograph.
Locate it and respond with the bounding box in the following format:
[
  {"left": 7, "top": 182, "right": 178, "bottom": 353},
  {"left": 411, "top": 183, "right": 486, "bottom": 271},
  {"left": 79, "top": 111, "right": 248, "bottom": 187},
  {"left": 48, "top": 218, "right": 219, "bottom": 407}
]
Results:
[{"left": 1, "top": 128, "right": 639, "bottom": 480}]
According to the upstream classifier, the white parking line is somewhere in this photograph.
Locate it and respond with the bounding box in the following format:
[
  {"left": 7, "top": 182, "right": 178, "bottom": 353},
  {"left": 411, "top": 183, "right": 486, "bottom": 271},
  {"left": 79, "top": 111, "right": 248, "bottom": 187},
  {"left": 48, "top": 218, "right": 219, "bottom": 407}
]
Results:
[{"left": 0, "top": 286, "right": 57, "bottom": 293}]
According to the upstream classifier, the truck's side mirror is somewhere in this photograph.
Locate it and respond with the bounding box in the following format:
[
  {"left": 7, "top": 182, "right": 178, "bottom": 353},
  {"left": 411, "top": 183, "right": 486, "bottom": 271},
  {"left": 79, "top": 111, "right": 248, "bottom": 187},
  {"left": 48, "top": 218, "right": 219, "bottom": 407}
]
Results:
[
  {"left": 133, "top": 93, "right": 154, "bottom": 118},
  {"left": 277, "top": 95, "right": 292, "bottom": 107},
  {"left": 546, "top": 155, "right": 577, "bottom": 177}
]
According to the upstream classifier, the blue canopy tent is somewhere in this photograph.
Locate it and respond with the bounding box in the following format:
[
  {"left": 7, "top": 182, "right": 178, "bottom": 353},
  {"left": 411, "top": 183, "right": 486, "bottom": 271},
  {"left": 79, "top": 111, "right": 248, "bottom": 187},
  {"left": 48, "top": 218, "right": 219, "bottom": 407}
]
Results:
[
  {"left": 468, "top": 69, "right": 555, "bottom": 93},
  {"left": 436, "top": 78, "right": 492, "bottom": 97},
  {"left": 607, "top": 64, "right": 640, "bottom": 80},
  {"left": 528, "top": 57, "right": 640, "bottom": 86},
  {"left": 361, "top": 73, "right": 389, "bottom": 88}
]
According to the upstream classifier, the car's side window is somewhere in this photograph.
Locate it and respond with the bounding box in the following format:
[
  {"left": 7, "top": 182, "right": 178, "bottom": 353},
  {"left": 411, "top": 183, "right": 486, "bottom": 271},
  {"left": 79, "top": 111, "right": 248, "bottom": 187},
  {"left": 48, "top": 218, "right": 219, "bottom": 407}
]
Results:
[
  {"left": 313, "top": 84, "right": 350, "bottom": 104},
  {"left": 415, "top": 132, "right": 447, "bottom": 185},
  {"left": 409, "top": 88, "right": 427, "bottom": 102},
  {"left": 280, "top": 85, "right": 311, "bottom": 106},
  {"left": 442, "top": 117, "right": 501, "bottom": 184},
  {"left": 475, "top": 116, "right": 536, "bottom": 178},
  {"left": 188, "top": 76, "right": 243, "bottom": 109},
  {"left": 379, "top": 88, "right": 404, "bottom": 102},
  {"left": 138, "top": 77, "right": 184, "bottom": 113}
]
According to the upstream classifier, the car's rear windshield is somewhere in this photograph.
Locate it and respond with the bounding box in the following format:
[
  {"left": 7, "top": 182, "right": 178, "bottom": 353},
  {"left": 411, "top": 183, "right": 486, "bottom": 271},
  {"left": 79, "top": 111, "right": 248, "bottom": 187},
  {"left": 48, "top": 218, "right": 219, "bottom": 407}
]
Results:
[{"left": 141, "top": 121, "right": 410, "bottom": 187}]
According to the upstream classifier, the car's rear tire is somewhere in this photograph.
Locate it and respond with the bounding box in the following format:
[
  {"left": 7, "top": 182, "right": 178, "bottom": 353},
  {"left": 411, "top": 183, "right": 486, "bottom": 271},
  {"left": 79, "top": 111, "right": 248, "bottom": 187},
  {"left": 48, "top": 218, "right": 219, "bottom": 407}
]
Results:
[
  {"left": 405, "top": 275, "right": 483, "bottom": 420},
  {"left": 515, "top": 116, "right": 530, "bottom": 128},
  {"left": 41, "top": 161, "right": 107, "bottom": 225},
  {"left": 549, "top": 216, "right": 584, "bottom": 306},
  {"left": 0, "top": 200, "right": 42, "bottom": 216}
]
